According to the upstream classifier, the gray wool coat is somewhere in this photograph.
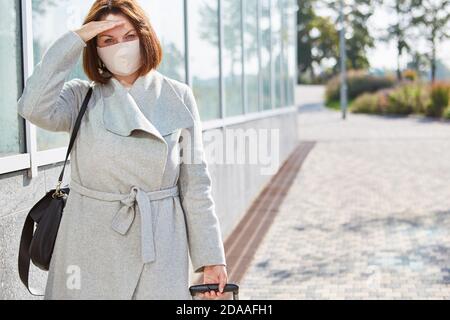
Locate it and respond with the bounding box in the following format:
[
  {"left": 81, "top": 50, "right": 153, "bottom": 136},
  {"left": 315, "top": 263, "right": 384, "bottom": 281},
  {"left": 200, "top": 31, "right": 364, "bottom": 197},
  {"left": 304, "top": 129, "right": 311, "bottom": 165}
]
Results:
[{"left": 17, "top": 30, "right": 227, "bottom": 300}]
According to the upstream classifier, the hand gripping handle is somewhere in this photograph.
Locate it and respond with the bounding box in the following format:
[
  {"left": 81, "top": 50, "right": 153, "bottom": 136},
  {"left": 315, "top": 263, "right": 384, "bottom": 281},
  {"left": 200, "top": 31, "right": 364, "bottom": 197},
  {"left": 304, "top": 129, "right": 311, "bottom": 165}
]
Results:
[{"left": 189, "top": 283, "right": 239, "bottom": 300}]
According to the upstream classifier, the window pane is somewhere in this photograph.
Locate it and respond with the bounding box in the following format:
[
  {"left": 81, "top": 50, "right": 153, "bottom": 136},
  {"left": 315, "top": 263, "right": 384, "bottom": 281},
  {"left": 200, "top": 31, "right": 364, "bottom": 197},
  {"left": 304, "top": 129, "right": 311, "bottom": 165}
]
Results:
[
  {"left": 142, "top": 0, "right": 186, "bottom": 82},
  {"left": 281, "top": 0, "right": 292, "bottom": 106},
  {"left": 260, "top": 0, "right": 272, "bottom": 110},
  {"left": 189, "top": 0, "right": 221, "bottom": 121},
  {"left": 287, "top": 0, "right": 296, "bottom": 106},
  {"left": 244, "top": 0, "right": 259, "bottom": 113},
  {"left": 1, "top": 0, "right": 24, "bottom": 157},
  {"left": 223, "top": 0, "right": 243, "bottom": 117},
  {"left": 32, "top": 0, "right": 91, "bottom": 151},
  {"left": 272, "top": 0, "right": 283, "bottom": 108}
]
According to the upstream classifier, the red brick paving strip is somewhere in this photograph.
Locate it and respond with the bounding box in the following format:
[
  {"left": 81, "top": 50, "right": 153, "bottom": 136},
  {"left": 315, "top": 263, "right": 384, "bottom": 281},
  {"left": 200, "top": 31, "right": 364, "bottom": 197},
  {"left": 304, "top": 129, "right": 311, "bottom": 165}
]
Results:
[
  {"left": 192, "top": 141, "right": 316, "bottom": 295},
  {"left": 225, "top": 141, "right": 315, "bottom": 283},
  {"left": 225, "top": 141, "right": 316, "bottom": 283}
]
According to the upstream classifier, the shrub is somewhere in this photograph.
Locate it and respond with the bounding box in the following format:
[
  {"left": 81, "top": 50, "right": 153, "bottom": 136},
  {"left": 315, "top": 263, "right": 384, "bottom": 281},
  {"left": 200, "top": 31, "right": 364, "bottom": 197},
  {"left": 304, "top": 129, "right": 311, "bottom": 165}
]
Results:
[
  {"left": 377, "top": 88, "right": 394, "bottom": 114},
  {"left": 426, "top": 82, "right": 450, "bottom": 117},
  {"left": 349, "top": 83, "right": 430, "bottom": 116},
  {"left": 385, "top": 83, "right": 429, "bottom": 115},
  {"left": 339, "top": 78, "right": 450, "bottom": 121},
  {"left": 402, "top": 69, "right": 418, "bottom": 81},
  {"left": 443, "top": 106, "right": 450, "bottom": 119},
  {"left": 349, "top": 92, "right": 380, "bottom": 114},
  {"left": 325, "top": 69, "right": 396, "bottom": 103}
]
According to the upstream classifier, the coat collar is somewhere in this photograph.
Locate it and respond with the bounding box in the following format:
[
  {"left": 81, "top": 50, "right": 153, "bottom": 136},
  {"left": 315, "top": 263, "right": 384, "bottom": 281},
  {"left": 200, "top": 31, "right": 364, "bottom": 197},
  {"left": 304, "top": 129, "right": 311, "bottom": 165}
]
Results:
[{"left": 100, "top": 69, "right": 195, "bottom": 142}]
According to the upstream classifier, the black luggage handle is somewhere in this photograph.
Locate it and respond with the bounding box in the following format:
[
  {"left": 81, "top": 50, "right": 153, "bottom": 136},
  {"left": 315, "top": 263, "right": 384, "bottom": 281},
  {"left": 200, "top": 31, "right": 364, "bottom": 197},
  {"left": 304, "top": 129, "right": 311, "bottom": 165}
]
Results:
[{"left": 189, "top": 283, "right": 239, "bottom": 300}]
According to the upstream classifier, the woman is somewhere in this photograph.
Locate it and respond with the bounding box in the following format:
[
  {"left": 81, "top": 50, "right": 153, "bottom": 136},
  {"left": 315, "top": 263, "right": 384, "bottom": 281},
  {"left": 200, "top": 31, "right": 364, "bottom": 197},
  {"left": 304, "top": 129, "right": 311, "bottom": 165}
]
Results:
[{"left": 17, "top": 0, "right": 228, "bottom": 300}]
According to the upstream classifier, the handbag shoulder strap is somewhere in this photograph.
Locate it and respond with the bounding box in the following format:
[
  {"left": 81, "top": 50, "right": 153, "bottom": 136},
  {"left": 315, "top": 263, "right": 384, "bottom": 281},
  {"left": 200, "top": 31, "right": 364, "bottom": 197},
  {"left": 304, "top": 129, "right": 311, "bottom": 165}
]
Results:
[
  {"left": 57, "top": 84, "right": 94, "bottom": 185},
  {"left": 18, "top": 83, "right": 94, "bottom": 297}
]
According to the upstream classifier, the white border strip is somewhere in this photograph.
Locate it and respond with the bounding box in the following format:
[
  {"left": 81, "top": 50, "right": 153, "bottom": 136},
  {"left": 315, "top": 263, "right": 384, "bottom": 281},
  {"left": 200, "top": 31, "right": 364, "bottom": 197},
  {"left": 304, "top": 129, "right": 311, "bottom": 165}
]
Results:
[
  {"left": 202, "top": 105, "right": 297, "bottom": 131},
  {"left": 0, "top": 154, "right": 30, "bottom": 175}
]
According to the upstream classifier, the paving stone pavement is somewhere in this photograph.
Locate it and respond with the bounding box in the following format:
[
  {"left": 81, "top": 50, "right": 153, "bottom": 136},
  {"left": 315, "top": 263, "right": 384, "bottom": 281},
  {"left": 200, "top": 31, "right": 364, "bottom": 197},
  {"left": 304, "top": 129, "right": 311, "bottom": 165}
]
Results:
[{"left": 238, "top": 105, "right": 450, "bottom": 299}]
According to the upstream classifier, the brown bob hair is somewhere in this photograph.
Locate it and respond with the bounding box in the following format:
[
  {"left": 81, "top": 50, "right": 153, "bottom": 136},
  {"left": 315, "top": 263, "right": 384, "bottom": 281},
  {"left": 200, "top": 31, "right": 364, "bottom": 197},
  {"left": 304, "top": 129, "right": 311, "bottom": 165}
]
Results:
[{"left": 82, "top": 0, "right": 163, "bottom": 84}]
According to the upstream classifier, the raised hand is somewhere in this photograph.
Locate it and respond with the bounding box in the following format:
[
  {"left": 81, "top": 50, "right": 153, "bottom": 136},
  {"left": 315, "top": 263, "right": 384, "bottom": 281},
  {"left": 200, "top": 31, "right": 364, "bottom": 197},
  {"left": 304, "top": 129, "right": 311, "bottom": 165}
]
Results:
[{"left": 74, "top": 20, "right": 126, "bottom": 43}]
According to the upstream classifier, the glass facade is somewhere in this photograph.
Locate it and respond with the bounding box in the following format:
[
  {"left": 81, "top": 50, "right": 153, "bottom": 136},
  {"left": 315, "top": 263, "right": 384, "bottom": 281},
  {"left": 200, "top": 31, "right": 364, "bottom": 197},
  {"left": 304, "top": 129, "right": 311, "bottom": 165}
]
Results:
[
  {"left": 272, "top": 0, "right": 283, "bottom": 108},
  {"left": 286, "top": 0, "right": 296, "bottom": 106},
  {"left": 188, "top": 0, "right": 221, "bottom": 121},
  {"left": 32, "top": 0, "right": 91, "bottom": 151},
  {"left": 244, "top": 0, "right": 260, "bottom": 113},
  {"left": 143, "top": 0, "right": 186, "bottom": 82},
  {"left": 222, "top": 0, "right": 244, "bottom": 117},
  {"left": 0, "top": 0, "right": 24, "bottom": 157},
  {"left": 260, "top": 0, "right": 272, "bottom": 110},
  {"left": 2, "top": 0, "right": 297, "bottom": 173}
]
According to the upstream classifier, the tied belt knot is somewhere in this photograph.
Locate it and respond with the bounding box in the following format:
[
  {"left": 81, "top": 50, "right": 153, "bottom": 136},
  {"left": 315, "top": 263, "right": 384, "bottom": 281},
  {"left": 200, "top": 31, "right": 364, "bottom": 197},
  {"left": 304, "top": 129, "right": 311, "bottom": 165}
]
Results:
[{"left": 69, "top": 179, "right": 179, "bottom": 264}]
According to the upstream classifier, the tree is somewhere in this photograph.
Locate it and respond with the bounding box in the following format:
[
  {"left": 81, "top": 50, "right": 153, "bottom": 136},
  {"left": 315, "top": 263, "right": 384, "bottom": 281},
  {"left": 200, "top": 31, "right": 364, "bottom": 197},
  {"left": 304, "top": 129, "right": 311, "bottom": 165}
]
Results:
[
  {"left": 379, "top": 0, "right": 421, "bottom": 81},
  {"left": 407, "top": 50, "right": 429, "bottom": 79},
  {"left": 297, "top": 0, "right": 338, "bottom": 83},
  {"left": 297, "top": 0, "right": 316, "bottom": 81},
  {"left": 411, "top": 0, "right": 450, "bottom": 82},
  {"left": 310, "top": 16, "right": 339, "bottom": 80},
  {"left": 325, "top": 0, "right": 380, "bottom": 71}
]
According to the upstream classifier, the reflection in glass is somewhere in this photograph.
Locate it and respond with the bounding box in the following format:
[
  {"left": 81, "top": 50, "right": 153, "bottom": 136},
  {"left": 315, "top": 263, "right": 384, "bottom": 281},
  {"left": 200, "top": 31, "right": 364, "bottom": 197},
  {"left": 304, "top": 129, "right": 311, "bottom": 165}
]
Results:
[
  {"left": 222, "top": 0, "right": 243, "bottom": 117},
  {"left": 244, "top": 0, "right": 260, "bottom": 113},
  {"left": 188, "top": 0, "right": 221, "bottom": 120},
  {"left": 141, "top": 0, "right": 185, "bottom": 82},
  {"left": 280, "top": 0, "right": 289, "bottom": 106},
  {"left": 1, "top": 0, "right": 24, "bottom": 157},
  {"left": 287, "top": 0, "right": 296, "bottom": 106},
  {"left": 272, "top": 0, "right": 283, "bottom": 108},
  {"left": 281, "top": 0, "right": 295, "bottom": 105},
  {"left": 260, "top": 0, "right": 272, "bottom": 110},
  {"left": 32, "top": 0, "right": 90, "bottom": 151}
]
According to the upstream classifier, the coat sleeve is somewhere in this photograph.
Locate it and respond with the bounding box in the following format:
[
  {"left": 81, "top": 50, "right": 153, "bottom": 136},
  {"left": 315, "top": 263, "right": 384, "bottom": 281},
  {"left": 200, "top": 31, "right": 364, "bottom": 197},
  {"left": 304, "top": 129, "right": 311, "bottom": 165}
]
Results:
[
  {"left": 17, "top": 30, "right": 91, "bottom": 133},
  {"left": 178, "top": 86, "right": 227, "bottom": 273}
]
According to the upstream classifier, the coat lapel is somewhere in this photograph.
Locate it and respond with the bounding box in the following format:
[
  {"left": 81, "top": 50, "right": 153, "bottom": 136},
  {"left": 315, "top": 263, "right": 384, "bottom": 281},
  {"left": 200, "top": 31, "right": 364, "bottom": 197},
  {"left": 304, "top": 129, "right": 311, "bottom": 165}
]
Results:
[{"left": 101, "top": 69, "right": 194, "bottom": 142}]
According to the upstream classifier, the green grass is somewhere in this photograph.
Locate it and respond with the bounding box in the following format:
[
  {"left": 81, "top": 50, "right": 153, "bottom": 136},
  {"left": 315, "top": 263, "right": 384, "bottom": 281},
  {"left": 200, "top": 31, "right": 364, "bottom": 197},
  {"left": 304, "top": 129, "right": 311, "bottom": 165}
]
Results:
[{"left": 325, "top": 98, "right": 356, "bottom": 111}]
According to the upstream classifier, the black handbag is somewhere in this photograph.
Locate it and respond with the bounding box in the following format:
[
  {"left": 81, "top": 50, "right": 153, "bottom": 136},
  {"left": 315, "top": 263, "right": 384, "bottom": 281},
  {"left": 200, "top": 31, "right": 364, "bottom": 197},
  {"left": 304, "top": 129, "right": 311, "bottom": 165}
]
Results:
[{"left": 18, "top": 86, "right": 93, "bottom": 296}]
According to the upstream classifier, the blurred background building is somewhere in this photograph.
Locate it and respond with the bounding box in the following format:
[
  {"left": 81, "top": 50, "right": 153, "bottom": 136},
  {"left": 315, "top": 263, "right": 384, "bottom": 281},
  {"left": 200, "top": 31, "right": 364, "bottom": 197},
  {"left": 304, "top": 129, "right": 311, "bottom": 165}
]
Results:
[{"left": 0, "top": 0, "right": 298, "bottom": 298}]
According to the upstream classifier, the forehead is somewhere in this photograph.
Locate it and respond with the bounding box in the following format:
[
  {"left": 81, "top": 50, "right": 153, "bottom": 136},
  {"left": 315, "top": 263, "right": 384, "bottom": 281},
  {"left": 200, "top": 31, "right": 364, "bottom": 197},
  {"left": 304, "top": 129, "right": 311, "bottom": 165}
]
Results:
[{"left": 98, "top": 13, "right": 136, "bottom": 37}]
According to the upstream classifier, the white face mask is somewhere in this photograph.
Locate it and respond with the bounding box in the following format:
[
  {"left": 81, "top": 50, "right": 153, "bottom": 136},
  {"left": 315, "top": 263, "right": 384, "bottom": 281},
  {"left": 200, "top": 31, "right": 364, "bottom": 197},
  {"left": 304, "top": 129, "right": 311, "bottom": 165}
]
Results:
[{"left": 97, "top": 39, "right": 142, "bottom": 77}]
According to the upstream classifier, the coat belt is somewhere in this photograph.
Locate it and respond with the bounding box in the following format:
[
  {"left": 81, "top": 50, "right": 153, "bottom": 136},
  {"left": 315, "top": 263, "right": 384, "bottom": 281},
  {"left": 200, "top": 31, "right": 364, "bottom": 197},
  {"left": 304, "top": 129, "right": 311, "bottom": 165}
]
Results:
[{"left": 69, "top": 179, "right": 179, "bottom": 264}]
